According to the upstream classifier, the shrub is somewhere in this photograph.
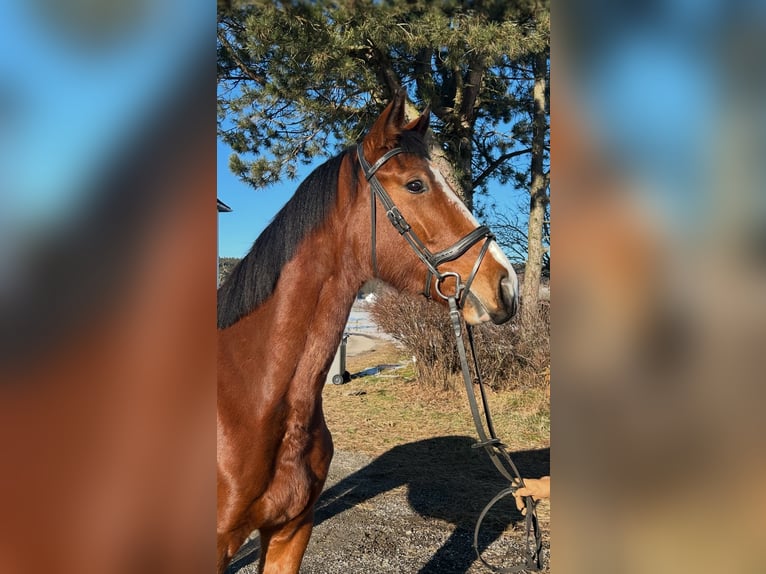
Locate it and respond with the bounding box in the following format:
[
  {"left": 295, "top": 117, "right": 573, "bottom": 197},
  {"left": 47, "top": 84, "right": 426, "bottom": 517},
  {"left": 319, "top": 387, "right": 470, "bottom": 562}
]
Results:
[
  {"left": 218, "top": 257, "right": 240, "bottom": 286},
  {"left": 369, "top": 290, "right": 549, "bottom": 392},
  {"left": 369, "top": 291, "right": 461, "bottom": 391}
]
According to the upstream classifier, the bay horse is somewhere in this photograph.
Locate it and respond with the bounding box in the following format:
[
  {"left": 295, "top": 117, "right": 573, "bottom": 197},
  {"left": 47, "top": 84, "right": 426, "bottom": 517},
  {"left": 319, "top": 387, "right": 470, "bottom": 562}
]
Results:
[{"left": 217, "top": 89, "right": 518, "bottom": 573}]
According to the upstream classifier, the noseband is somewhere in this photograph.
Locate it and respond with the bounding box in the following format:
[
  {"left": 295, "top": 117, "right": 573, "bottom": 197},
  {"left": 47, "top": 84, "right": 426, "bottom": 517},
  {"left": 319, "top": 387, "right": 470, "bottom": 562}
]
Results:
[
  {"left": 356, "top": 143, "right": 494, "bottom": 305},
  {"left": 357, "top": 143, "right": 544, "bottom": 572}
]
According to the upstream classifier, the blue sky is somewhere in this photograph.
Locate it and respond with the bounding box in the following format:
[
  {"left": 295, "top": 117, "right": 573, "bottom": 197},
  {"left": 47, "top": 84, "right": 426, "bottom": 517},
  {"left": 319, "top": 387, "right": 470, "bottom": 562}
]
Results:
[{"left": 217, "top": 138, "right": 311, "bottom": 259}]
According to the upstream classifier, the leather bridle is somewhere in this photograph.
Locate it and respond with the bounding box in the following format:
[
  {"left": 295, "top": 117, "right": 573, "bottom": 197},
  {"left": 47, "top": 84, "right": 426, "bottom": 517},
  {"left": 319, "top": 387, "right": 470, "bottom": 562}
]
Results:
[
  {"left": 357, "top": 143, "right": 494, "bottom": 305},
  {"left": 357, "top": 143, "right": 545, "bottom": 572}
]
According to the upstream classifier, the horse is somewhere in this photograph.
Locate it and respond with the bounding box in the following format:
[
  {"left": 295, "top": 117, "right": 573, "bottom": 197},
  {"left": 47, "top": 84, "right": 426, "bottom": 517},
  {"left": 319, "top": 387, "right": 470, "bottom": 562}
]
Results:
[{"left": 217, "top": 89, "right": 519, "bottom": 574}]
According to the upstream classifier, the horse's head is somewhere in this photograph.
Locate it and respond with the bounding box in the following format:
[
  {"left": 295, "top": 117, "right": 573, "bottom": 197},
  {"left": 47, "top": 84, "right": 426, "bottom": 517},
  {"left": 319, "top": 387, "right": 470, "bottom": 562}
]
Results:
[{"left": 355, "top": 90, "right": 518, "bottom": 325}]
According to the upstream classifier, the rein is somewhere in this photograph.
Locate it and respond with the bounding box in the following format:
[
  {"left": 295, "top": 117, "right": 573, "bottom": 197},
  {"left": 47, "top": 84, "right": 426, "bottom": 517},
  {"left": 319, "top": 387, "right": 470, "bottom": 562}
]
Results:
[
  {"left": 449, "top": 301, "right": 544, "bottom": 573},
  {"left": 357, "top": 144, "right": 544, "bottom": 572}
]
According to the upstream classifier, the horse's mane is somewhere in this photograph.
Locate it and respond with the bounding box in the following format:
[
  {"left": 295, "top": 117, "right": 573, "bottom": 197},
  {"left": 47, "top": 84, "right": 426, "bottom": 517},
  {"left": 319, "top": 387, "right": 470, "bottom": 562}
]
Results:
[
  {"left": 217, "top": 131, "right": 429, "bottom": 329},
  {"left": 217, "top": 152, "right": 350, "bottom": 329}
]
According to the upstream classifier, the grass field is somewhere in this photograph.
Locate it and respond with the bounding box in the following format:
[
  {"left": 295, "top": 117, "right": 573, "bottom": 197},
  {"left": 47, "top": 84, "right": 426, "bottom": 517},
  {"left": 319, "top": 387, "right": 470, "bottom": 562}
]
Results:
[{"left": 323, "top": 339, "right": 550, "bottom": 458}]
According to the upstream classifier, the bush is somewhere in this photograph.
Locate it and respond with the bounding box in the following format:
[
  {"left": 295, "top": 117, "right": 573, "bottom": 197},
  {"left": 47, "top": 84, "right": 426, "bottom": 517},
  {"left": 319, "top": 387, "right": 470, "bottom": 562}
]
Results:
[
  {"left": 369, "top": 291, "right": 549, "bottom": 392},
  {"left": 218, "top": 257, "right": 240, "bottom": 286},
  {"left": 369, "top": 291, "right": 461, "bottom": 391}
]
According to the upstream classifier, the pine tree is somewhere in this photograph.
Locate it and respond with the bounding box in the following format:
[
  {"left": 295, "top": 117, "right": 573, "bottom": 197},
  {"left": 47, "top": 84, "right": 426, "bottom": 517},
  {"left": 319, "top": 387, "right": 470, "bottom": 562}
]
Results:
[{"left": 218, "top": 0, "right": 549, "bottom": 313}]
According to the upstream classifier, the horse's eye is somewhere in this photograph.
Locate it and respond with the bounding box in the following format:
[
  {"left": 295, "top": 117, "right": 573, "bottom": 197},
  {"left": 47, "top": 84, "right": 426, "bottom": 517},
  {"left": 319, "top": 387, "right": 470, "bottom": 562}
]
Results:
[{"left": 406, "top": 180, "right": 425, "bottom": 193}]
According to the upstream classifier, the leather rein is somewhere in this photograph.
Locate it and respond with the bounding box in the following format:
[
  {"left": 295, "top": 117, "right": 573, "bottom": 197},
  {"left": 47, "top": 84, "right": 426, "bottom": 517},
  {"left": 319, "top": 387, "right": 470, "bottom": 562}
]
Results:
[{"left": 357, "top": 144, "right": 544, "bottom": 572}]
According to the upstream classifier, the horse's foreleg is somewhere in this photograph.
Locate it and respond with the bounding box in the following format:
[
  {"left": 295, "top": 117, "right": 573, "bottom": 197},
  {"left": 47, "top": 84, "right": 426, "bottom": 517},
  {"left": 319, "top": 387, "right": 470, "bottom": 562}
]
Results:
[
  {"left": 258, "top": 509, "right": 315, "bottom": 574},
  {"left": 216, "top": 533, "right": 231, "bottom": 574},
  {"left": 217, "top": 525, "right": 250, "bottom": 574},
  {"left": 217, "top": 470, "right": 254, "bottom": 574}
]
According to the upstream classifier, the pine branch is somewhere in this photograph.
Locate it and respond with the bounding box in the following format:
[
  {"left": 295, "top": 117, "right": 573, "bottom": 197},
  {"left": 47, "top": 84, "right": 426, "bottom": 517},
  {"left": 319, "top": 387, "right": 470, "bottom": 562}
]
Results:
[{"left": 217, "top": 28, "right": 266, "bottom": 86}]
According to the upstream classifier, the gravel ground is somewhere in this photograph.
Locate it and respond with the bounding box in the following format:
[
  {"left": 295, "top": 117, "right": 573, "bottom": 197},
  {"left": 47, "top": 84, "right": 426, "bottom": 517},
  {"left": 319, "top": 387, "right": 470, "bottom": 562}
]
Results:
[{"left": 228, "top": 442, "right": 550, "bottom": 574}]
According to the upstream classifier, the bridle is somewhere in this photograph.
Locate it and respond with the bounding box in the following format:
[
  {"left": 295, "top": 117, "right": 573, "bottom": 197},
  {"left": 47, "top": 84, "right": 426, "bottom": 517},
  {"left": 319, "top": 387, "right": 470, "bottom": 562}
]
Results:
[
  {"left": 357, "top": 144, "right": 545, "bottom": 572},
  {"left": 357, "top": 143, "right": 494, "bottom": 305}
]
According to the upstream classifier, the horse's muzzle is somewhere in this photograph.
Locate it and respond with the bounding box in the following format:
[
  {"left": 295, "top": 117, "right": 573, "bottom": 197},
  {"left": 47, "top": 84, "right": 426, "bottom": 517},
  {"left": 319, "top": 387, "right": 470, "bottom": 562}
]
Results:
[{"left": 463, "top": 276, "right": 517, "bottom": 325}]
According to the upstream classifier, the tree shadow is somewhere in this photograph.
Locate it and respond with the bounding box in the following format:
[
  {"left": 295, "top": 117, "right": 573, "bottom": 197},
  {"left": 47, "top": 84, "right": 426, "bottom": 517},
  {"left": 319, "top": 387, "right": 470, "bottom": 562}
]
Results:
[{"left": 228, "top": 437, "right": 548, "bottom": 573}]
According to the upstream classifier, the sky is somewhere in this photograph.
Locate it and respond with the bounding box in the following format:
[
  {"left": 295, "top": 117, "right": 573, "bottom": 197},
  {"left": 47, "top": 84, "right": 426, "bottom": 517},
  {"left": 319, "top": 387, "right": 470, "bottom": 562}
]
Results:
[{"left": 217, "top": 138, "right": 310, "bottom": 259}]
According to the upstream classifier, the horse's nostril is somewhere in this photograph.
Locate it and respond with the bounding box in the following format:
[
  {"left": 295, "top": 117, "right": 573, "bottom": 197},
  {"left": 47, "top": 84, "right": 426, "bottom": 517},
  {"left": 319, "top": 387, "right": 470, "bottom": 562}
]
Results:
[{"left": 464, "top": 290, "right": 491, "bottom": 324}]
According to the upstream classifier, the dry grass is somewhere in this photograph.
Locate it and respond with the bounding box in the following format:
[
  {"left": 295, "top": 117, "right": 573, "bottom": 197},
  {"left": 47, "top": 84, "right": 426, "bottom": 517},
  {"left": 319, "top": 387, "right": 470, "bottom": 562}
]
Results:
[
  {"left": 324, "top": 340, "right": 550, "bottom": 458},
  {"left": 323, "top": 339, "right": 551, "bottom": 544}
]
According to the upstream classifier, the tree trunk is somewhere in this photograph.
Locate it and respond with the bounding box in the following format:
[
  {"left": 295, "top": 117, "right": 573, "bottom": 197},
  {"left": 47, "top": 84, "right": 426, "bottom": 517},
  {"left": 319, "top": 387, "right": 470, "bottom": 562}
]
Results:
[
  {"left": 428, "top": 129, "right": 473, "bottom": 209},
  {"left": 521, "top": 49, "right": 549, "bottom": 326},
  {"left": 454, "top": 128, "right": 475, "bottom": 211}
]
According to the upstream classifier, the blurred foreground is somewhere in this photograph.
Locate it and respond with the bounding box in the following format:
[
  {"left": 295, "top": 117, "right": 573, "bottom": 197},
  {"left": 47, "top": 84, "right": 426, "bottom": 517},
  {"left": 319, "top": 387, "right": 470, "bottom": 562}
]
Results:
[
  {"left": 0, "top": 1, "right": 216, "bottom": 572},
  {"left": 555, "top": 1, "right": 766, "bottom": 571}
]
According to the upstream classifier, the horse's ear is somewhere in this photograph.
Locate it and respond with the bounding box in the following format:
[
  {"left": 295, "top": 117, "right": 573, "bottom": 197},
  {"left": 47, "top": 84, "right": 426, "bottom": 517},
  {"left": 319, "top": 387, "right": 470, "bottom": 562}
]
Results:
[
  {"left": 363, "top": 88, "right": 408, "bottom": 153},
  {"left": 403, "top": 105, "right": 430, "bottom": 136}
]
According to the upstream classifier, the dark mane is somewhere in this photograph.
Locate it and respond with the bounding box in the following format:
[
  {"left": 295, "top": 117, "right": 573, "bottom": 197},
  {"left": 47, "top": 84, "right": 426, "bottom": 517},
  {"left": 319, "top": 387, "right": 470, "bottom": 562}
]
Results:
[
  {"left": 217, "top": 131, "right": 429, "bottom": 330},
  {"left": 217, "top": 151, "right": 349, "bottom": 329}
]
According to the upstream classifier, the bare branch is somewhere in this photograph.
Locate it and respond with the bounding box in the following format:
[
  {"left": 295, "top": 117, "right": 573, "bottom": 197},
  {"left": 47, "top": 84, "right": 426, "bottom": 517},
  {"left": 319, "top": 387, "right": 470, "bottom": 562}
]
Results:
[{"left": 472, "top": 147, "right": 532, "bottom": 189}]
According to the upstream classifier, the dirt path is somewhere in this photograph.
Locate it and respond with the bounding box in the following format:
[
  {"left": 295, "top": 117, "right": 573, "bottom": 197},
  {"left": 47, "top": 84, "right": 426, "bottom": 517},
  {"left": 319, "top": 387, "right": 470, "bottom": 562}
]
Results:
[{"left": 228, "top": 445, "right": 550, "bottom": 574}]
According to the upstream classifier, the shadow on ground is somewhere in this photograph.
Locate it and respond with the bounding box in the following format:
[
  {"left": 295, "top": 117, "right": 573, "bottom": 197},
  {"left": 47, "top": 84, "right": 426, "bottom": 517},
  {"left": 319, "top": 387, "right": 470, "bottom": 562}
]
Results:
[
  {"left": 229, "top": 437, "right": 548, "bottom": 573},
  {"left": 350, "top": 363, "right": 405, "bottom": 378}
]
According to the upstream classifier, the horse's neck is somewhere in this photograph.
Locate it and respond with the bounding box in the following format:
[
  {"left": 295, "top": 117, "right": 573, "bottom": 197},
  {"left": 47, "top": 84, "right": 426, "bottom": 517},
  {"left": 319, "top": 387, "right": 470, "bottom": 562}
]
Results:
[{"left": 221, "top": 227, "right": 365, "bottom": 400}]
